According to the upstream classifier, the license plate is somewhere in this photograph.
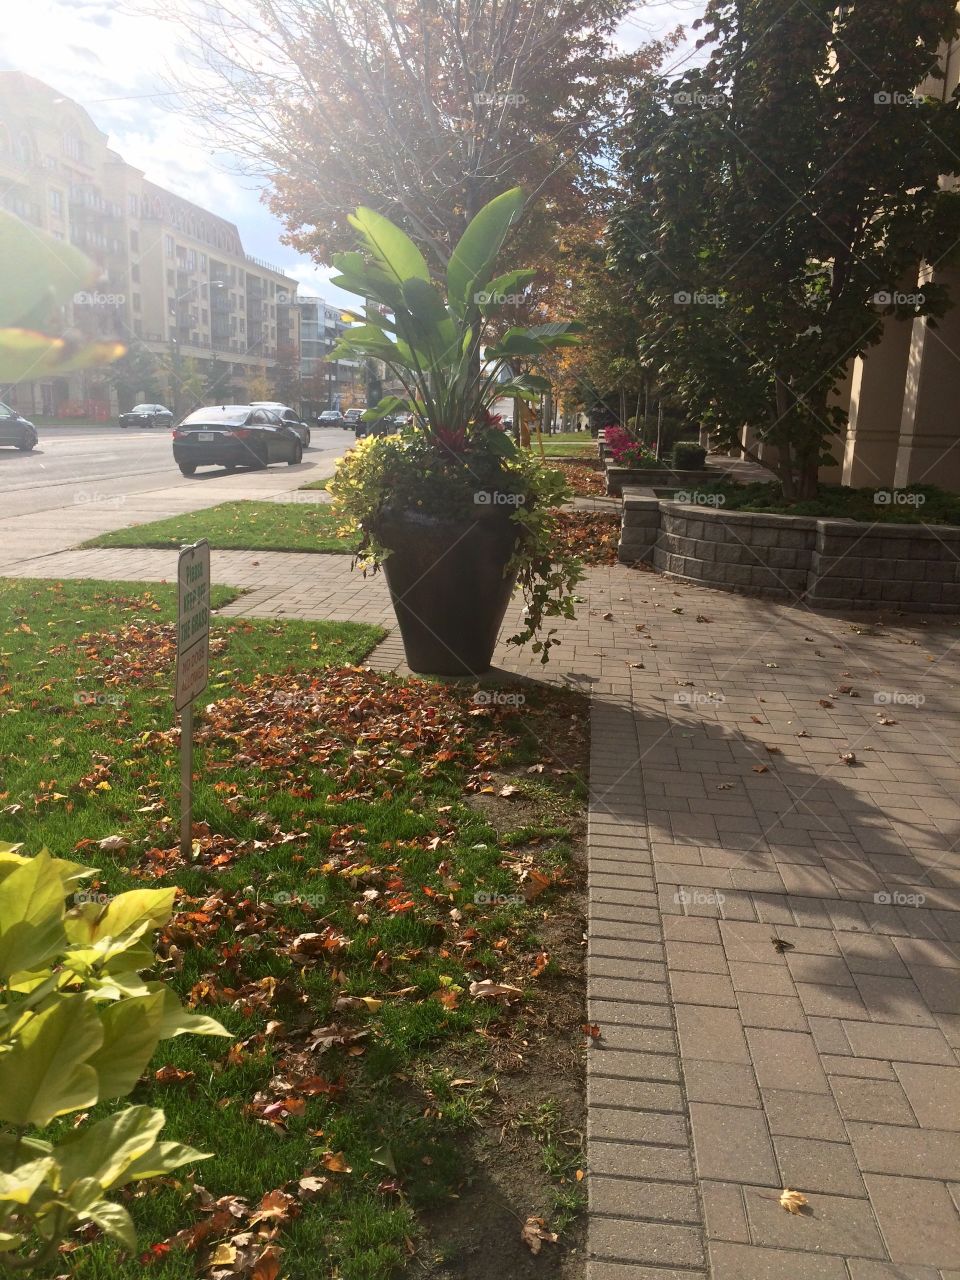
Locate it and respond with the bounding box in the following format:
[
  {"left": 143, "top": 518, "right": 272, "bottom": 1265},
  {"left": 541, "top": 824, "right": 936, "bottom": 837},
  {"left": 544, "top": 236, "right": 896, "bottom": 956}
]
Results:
[{"left": 197, "top": 431, "right": 214, "bottom": 441}]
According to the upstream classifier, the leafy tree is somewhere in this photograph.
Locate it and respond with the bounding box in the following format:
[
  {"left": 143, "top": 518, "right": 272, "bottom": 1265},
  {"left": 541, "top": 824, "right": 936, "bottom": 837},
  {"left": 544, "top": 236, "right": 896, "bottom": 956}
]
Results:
[
  {"left": 145, "top": 0, "right": 672, "bottom": 274},
  {"left": 108, "top": 343, "right": 163, "bottom": 410},
  {"left": 611, "top": 0, "right": 960, "bottom": 498},
  {"left": 247, "top": 371, "right": 271, "bottom": 403},
  {"left": 269, "top": 341, "right": 302, "bottom": 407}
]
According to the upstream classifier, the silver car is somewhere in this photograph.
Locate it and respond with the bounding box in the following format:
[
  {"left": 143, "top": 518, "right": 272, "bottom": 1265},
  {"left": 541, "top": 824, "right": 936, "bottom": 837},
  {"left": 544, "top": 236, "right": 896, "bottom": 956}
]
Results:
[{"left": 250, "top": 402, "right": 311, "bottom": 447}]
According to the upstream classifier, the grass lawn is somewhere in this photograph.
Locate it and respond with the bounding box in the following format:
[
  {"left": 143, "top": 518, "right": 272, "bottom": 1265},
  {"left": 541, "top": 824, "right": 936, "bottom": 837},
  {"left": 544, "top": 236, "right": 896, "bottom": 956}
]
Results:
[
  {"left": 300, "top": 476, "right": 331, "bottom": 491},
  {"left": 83, "top": 499, "right": 354, "bottom": 554},
  {"left": 1, "top": 579, "right": 588, "bottom": 1279},
  {"left": 541, "top": 441, "right": 594, "bottom": 458}
]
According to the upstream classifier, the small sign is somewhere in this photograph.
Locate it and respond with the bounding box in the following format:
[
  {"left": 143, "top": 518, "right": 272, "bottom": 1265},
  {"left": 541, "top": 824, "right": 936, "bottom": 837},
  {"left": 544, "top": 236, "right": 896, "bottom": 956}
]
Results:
[{"left": 175, "top": 539, "right": 210, "bottom": 711}]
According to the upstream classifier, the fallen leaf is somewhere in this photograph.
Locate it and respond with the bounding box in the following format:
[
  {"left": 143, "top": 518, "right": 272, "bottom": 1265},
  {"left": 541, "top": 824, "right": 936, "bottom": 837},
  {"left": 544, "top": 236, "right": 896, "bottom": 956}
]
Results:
[
  {"left": 582, "top": 1022, "right": 601, "bottom": 1039},
  {"left": 839, "top": 751, "right": 856, "bottom": 766},
  {"left": 297, "top": 1176, "right": 330, "bottom": 1201},
  {"left": 321, "top": 1151, "right": 352, "bottom": 1174},
  {"left": 521, "top": 1216, "right": 558, "bottom": 1255},
  {"left": 818, "top": 698, "right": 834, "bottom": 708},
  {"left": 780, "top": 1188, "right": 809, "bottom": 1215},
  {"left": 97, "top": 834, "right": 128, "bottom": 853},
  {"left": 499, "top": 784, "right": 520, "bottom": 798},
  {"left": 771, "top": 937, "right": 795, "bottom": 954},
  {"left": 752, "top": 764, "right": 768, "bottom": 774},
  {"left": 469, "top": 979, "right": 522, "bottom": 1002}
]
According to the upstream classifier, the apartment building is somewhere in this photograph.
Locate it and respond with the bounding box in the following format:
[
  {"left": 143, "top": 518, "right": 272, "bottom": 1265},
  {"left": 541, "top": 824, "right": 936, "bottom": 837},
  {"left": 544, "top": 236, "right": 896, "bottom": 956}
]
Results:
[
  {"left": 294, "top": 297, "right": 363, "bottom": 412},
  {"left": 0, "top": 71, "right": 300, "bottom": 417}
]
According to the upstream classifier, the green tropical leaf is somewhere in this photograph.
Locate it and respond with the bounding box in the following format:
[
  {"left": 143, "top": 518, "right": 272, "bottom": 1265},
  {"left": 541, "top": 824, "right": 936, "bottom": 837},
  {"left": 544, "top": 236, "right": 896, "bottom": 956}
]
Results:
[
  {"left": 82, "top": 1199, "right": 136, "bottom": 1250},
  {"left": 0, "top": 1157, "right": 55, "bottom": 1205},
  {"left": 347, "top": 207, "right": 432, "bottom": 286},
  {"left": 86, "top": 992, "right": 166, "bottom": 1100},
  {"left": 0, "top": 850, "right": 68, "bottom": 979},
  {"left": 401, "top": 278, "right": 448, "bottom": 327},
  {"left": 65, "top": 887, "right": 174, "bottom": 946},
  {"left": 110, "top": 1139, "right": 211, "bottom": 1189},
  {"left": 447, "top": 187, "right": 525, "bottom": 316},
  {"left": 56, "top": 1105, "right": 165, "bottom": 1191},
  {"left": 154, "top": 986, "right": 230, "bottom": 1039},
  {"left": 0, "top": 997, "right": 102, "bottom": 1126}
]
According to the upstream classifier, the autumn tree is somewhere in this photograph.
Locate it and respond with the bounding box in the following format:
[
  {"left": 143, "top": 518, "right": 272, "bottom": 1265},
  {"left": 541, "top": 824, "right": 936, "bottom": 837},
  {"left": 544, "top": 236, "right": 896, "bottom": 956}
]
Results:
[
  {"left": 270, "top": 341, "right": 302, "bottom": 407},
  {"left": 611, "top": 0, "right": 960, "bottom": 498},
  {"left": 135, "top": 0, "right": 673, "bottom": 277}
]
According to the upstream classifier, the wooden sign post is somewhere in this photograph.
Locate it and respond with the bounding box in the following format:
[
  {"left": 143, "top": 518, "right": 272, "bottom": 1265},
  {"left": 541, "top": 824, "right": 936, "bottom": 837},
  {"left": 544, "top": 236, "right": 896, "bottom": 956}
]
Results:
[{"left": 175, "top": 539, "right": 210, "bottom": 861}]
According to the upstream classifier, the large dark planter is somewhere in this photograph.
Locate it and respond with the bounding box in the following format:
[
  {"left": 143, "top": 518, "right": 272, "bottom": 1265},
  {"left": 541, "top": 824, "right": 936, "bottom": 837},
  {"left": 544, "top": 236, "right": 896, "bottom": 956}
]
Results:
[{"left": 374, "top": 505, "right": 520, "bottom": 675}]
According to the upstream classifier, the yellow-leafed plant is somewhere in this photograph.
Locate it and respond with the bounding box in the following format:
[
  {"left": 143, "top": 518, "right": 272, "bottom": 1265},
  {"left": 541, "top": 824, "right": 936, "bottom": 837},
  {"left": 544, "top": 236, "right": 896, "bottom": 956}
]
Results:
[{"left": 0, "top": 844, "right": 229, "bottom": 1270}]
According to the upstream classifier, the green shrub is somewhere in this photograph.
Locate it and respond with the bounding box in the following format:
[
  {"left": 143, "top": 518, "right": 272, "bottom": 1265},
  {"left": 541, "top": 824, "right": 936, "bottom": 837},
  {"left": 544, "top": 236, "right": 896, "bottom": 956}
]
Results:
[
  {"left": 671, "top": 441, "right": 707, "bottom": 470},
  {"left": 0, "top": 843, "right": 229, "bottom": 1269}
]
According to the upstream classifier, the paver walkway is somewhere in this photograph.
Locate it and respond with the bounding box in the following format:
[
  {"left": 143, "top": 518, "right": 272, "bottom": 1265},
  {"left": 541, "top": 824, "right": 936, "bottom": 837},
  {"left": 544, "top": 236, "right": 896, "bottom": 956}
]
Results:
[{"left": 7, "top": 543, "right": 960, "bottom": 1278}]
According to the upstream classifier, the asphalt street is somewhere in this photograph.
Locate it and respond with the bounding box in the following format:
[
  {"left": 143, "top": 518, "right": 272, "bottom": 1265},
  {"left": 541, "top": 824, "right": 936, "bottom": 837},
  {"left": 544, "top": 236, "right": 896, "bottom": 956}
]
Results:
[
  {"left": 0, "top": 425, "right": 350, "bottom": 517},
  {"left": 0, "top": 424, "right": 350, "bottom": 571}
]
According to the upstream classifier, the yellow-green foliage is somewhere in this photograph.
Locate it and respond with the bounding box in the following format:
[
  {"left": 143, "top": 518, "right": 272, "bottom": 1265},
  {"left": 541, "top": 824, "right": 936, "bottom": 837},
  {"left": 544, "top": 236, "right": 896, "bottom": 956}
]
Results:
[{"left": 0, "top": 844, "right": 229, "bottom": 1269}]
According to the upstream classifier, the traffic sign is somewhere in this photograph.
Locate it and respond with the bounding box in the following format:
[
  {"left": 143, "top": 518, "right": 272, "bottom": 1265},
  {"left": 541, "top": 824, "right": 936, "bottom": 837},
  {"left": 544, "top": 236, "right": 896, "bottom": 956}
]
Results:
[{"left": 175, "top": 539, "right": 210, "bottom": 711}]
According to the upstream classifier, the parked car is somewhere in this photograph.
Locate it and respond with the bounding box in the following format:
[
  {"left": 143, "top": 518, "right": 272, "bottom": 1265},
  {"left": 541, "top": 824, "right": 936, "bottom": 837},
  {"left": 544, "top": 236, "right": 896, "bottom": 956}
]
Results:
[
  {"left": 172, "top": 405, "right": 303, "bottom": 475},
  {"left": 0, "top": 402, "right": 37, "bottom": 451},
  {"left": 354, "top": 413, "right": 395, "bottom": 439},
  {"left": 250, "top": 402, "right": 311, "bottom": 447},
  {"left": 119, "top": 403, "right": 173, "bottom": 429},
  {"left": 343, "top": 408, "right": 365, "bottom": 429},
  {"left": 316, "top": 409, "right": 346, "bottom": 429}
]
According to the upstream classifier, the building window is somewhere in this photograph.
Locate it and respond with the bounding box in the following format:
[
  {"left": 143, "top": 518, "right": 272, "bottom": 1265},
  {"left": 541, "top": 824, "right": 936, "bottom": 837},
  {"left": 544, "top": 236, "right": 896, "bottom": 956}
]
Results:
[
  {"left": 164, "top": 234, "right": 174, "bottom": 258},
  {"left": 61, "top": 133, "right": 81, "bottom": 162},
  {"left": 49, "top": 189, "right": 62, "bottom": 215},
  {"left": 133, "top": 293, "right": 141, "bottom": 311},
  {"left": 131, "top": 264, "right": 140, "bottom": 283},
  {"left": 200, "top": 253, "right": 207, "bottom": 271},
  {"left": 128, "top": 193, "right": 138, "bottom": 216},
  {"left": 167, "top": 269, "right": 174, "bottom": 286},
  {"left": 130, "top": 229, "right": 139, "bottom": 252}
]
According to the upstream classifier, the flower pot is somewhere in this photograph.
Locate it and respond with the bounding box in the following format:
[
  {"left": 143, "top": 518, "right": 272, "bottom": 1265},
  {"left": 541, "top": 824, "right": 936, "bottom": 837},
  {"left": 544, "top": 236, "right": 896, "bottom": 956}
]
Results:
[{"left": 374, "top": 505, "right": 520, "bottom": 675}]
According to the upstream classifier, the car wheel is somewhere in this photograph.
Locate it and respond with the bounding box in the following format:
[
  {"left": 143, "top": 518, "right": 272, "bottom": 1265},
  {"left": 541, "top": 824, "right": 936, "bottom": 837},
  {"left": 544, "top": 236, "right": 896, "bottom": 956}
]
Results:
[
  {"left": 288, "top": 442, "right": 303, "bottom": 465},
  {"left": 303, "top": 430, "right": 311, "bottom": 448},
  {"left": 120, "top": 423, "right": 128, "bottom": 429},
  {"left": 16, "top": 436, "right": 36, "bottom": 452},
  {"left": 178, "top": 462, "right": 197, "bottom": 476}
]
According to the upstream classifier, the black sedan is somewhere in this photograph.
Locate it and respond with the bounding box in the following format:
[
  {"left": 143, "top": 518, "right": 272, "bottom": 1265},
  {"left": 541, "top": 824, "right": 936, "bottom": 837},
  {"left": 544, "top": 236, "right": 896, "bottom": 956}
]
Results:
[
  {"left": 0, "top": 402, "right": 37, "bottom": 451},
  {"left": 119, "top": 403, "right": 174, "bottom": 429},
  {"left": 317, "top": 409, "right": 346, "bottom": 429},
  {"left": 172, "top": 406, "right": 303, "bottom": 475},
  {"left": 250, "top": 402, "right": 311, "bottom": 447}
]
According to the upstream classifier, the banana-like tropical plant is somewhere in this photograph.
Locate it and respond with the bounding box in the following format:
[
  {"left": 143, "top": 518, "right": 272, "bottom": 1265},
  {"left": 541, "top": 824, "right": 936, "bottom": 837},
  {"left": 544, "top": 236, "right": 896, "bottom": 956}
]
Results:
[
  {"left": 0, "top": 213, "right": 124, "bottom": 383},
  {"left": 327, "top": 189, "right": 584, "bottom": 672},
  {"left": 0, "top": 844, "right": 229, "bottom": 1270},
  {"left": 328, "top": 187, "right": 582, "bottom": 438}
]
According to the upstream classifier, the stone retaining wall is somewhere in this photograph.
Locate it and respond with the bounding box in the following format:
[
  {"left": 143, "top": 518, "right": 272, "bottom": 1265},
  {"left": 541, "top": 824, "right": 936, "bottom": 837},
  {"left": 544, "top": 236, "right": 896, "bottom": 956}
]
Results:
[{"left": 619, "top": 490, "right": 960, "bottom": 610}]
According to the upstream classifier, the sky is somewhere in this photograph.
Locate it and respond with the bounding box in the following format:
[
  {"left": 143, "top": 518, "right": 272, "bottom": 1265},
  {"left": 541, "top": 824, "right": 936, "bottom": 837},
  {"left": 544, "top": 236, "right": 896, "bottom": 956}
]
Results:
[{"left": 1, "top": 0, "right": 705, "bottom": 310}]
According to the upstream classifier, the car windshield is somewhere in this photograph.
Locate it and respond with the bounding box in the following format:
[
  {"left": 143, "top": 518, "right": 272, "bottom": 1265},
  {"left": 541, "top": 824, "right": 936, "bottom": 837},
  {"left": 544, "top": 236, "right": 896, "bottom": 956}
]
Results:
[
  {"left": 0, "top": 404, "right": 14, "bottom": 419},
  {"left": 131, "top": 404, "right": 155, "bottom": 413},
  {"left": 181, "top": 407, "right": 249, "bottom": 426}
]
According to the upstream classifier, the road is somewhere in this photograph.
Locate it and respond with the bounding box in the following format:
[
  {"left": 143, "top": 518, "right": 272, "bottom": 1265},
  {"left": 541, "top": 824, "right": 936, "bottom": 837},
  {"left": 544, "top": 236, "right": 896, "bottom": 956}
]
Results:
[{"left": 0, "top": 424, "right": 350, "bottom": 571}]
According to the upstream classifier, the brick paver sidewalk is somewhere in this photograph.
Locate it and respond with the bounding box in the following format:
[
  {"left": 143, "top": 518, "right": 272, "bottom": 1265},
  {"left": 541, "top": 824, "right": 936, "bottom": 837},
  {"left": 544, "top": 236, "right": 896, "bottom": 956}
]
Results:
[{"left": 9, "top": 545, "right": 960, "bottom": 1277}]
